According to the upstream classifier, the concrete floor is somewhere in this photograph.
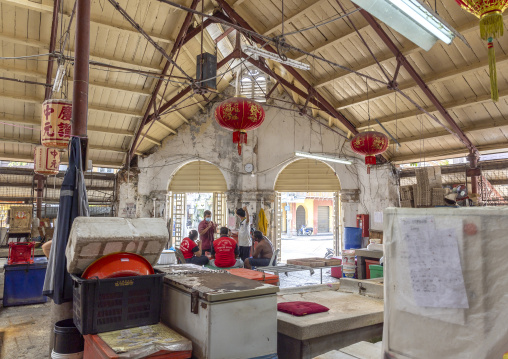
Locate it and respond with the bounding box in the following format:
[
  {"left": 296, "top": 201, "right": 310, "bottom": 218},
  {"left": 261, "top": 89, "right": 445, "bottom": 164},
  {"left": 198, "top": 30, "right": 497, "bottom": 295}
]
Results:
[
  {"left": 0, "top": 302, "right": 52, "bottom": 359},
  {"left": 0, "top": 240, "right": 341, "bottom": 358}
]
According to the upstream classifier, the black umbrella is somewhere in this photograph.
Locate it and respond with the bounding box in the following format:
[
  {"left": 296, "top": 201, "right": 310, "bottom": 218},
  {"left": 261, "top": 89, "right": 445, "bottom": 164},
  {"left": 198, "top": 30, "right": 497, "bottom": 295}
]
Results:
[{"left": 43, "top": 137, "right": 89, "bottom": 304}]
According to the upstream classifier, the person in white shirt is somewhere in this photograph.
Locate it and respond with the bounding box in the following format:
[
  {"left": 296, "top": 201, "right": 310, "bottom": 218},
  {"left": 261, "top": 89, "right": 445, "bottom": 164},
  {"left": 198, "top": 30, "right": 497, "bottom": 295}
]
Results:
[{"left": 236, "top": 206, "right": 251, "bottom": 262}]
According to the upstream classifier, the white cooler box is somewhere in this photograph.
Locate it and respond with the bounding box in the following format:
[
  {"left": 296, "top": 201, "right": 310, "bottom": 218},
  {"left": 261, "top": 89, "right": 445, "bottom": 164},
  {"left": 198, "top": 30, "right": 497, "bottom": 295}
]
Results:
[{"left": 161, "top": 271, "right": 279, "bottom": 359}]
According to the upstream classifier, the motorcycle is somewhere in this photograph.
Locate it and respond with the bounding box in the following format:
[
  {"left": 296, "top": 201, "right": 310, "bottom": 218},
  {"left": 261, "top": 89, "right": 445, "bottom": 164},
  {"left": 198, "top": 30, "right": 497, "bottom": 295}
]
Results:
[
  {"left": 324, "top": 248, "right": 334, "bottom": 259},
  {"left": 297, "top": 225, "right": 313, "bottom": 236}
]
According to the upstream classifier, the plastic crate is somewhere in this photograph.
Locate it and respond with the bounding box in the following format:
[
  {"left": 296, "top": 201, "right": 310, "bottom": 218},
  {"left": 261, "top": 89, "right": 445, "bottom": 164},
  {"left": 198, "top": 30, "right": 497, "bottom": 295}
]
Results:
[
  {"left": 369, "top": 264, "right": 383, "bottom": 279},
  {"left": 365, "top": 259, "right": 380, "bottom": 279},
  {"left": 71, "top": 270, "right": 164, "bottom": 335},
  {"left": 3, "top": 262, "right": 47, "bottom": 307},
  {"left": 8, "top": 242, "right": 35, "bottom": 265}
]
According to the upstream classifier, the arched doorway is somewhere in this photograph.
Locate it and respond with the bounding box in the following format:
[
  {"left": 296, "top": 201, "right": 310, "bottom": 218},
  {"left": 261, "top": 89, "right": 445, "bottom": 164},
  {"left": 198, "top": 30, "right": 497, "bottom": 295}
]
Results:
[
  {"left": 274, "top": 159, "right": 342, "bottom": 261},
  {"left": 167, "top": 160, "right": 227, "bottom": 247},
  {"left": 296, "top": 205, "right": 306, "bottom": 229}
]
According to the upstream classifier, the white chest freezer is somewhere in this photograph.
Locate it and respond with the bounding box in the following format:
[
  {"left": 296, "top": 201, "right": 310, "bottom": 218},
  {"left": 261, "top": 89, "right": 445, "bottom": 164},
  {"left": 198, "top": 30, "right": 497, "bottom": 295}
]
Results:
[{"left": 161, "top": 271, "right": 279, "bottom": 359}]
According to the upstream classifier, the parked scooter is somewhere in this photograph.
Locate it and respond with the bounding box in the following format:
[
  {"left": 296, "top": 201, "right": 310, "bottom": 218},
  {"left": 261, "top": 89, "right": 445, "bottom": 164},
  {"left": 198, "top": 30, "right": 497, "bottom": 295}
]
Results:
[
  {"left": 297, "top": 225, "right": 313, "bottom": 236},
  {"left": 324, "top": 248, "right": 334, "bottom": 259}
]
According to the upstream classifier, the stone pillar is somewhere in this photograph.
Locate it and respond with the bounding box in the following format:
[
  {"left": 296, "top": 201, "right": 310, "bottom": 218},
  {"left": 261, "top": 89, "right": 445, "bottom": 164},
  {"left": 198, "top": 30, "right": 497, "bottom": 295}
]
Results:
[{"left": 339, "top": 189, "right": 361, "bottom": 228}]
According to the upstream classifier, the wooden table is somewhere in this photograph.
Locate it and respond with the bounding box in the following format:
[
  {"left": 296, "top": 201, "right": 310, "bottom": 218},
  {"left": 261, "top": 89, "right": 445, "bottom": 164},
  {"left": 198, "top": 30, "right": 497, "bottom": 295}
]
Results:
[{"left": 355, "top": 249, "right": 383, "bottom": 280}]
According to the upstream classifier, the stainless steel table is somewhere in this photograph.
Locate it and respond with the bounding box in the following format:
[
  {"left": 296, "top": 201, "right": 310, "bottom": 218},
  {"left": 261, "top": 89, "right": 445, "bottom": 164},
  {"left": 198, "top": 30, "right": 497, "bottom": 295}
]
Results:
[{"left": 256, "top": 264, "right": 342, "bottom": 284}]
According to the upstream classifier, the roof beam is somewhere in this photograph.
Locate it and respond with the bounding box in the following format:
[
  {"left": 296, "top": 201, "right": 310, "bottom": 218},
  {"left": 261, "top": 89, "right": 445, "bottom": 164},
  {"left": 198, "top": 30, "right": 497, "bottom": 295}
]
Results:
[
  {"left": 263, "top": 0, "right": 327, "bottom": 36},
  {"left": 392, "top": 142, "right": 508, "bottom": 163},
  {"left": 139, "top": 132, "right": 162, "bottom": 146},
  {"left": 152, "top": 119, "right": 177, "bottom": 134},
  {"left": 0, "top": 92, "right": 142, "bottom": 118},
  {"left": 394, "top": 116, "right": 508, "bottom": 144},
  {"left": 0, "top": 182, "right": 113, "bottom": 192},
  {"left": 0, "top": 114, "right": 134, "bottom": 136},
  {"left": 0, "top": 33, "right": 161, "bottom": 73},
  {"left": 216, "top": 0, "right": 358, "bottom": 134},
  {"left": 312, "top": 14, "right": 508, "bottom": 89},
  {"left": 0, "top": 64, "right": 151, "bottom": 96},
  {"left": 128, "top": 0, "right": 203, "bottom": 162},
  {"left": 337, "top": 54, "right": 508, "bottom": 110},
  {"left": 0, "top": 152, "right": 123, "bottom": 168},
  {"left": 0, "top": 0, "right": 174, "bottom": 45},
  {"left": 359, "top": 88, "right": 508, "bottom": 130},
  {"left": 0, "top": 136, "right": 127, "bottom": 154},
  {"left": 360, "top": 9, "right": 477, "bottom": 155}
]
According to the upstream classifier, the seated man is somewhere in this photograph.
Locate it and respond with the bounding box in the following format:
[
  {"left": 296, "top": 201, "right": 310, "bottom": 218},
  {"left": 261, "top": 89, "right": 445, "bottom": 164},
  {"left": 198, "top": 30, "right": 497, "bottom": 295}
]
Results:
[
  {"left": 244, "top": 231, "right": 274, "bottom": 269},
  {"left": 180, "top": 230, "right": 209, "bottom": 266},
  {"left": 210, "top": 227, "right": 244, "bottom": 268}
]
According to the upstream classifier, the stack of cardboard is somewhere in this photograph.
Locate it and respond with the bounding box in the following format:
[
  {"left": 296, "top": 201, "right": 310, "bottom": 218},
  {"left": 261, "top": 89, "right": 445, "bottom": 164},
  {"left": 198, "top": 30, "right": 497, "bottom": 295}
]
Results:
[
  {"left": 400, "top": 185, "right": 414, "bottom": 208},
  {"left": 413, "top": 167, "right": 443, "bottom": 208}
]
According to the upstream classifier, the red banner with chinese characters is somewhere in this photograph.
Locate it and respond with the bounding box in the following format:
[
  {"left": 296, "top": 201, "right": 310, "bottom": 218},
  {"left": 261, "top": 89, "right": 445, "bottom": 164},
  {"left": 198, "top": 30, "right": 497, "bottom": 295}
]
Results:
[
  {"left": 41, "top": 99, "right": 72, "bottom": 149},
  {"left": 34, "top": 145, "right": 60, "bottom": 175}
]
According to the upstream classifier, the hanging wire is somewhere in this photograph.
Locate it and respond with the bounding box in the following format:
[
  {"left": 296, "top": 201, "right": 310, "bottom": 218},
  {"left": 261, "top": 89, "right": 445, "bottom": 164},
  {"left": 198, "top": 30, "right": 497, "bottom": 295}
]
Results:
[
  {"left": 395, "top": 91, "right": 399, "bottom": 152},
  {"left": 366, "top": 77, "right": 371, "bottom": 130}
]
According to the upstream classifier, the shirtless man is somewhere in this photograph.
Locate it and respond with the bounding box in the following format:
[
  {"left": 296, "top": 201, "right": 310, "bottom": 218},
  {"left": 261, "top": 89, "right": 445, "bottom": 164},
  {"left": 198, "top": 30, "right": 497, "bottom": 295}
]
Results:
[{"left": 244, "top": 230, "right": 274, "bottom": 269}]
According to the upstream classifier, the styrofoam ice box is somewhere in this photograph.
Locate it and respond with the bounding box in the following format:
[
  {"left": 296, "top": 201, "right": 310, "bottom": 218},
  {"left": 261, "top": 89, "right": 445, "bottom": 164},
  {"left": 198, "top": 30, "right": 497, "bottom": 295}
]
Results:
[
  {"left": 383, "top": 207, "right": 508, "bottom": 359},
  {"left": 66, "top": 217, "right": 168, "bottom": 274}
]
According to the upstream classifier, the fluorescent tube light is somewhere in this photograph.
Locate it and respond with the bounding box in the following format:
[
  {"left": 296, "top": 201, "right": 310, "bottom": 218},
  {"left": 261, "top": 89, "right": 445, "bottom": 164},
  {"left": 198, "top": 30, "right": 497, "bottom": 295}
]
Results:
[
  {"left": 295, "top": 152, "right": 352, "bottom": 165},
  {"left": 352, "top": 0, "right": 464, "bottom": 51},
  {"left": 52, "top": 64, "right": 65, "bottom": 93},
  {"left": 242, "top": 45, "right": 311, "bottom": 71}
]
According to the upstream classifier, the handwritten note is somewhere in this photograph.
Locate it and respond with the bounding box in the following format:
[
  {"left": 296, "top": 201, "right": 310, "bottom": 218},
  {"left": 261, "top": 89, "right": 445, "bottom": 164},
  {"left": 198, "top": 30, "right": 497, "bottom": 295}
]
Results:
[{"left": 399, "top": 217, "right": 469, "bottom": 309}]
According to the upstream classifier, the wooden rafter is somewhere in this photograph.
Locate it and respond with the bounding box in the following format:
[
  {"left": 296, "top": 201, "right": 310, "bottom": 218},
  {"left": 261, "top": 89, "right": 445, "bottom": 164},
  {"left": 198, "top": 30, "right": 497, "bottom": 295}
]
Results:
[
  {"left": 0, "top": 136, "right": 127, "bottom": 154},
  {"left": 0, "top": 0, "right": 175, "bottom": 45},
  {"left": 0, "top": 152, "right": 123, "bottom": 168},
  {"left": 0, "top": 33, "right": 161, "bottom": 73},
  {"left": 263, "top": 0, "right": 328, "bottom": 36},
  {"left": 336, "top": 54, "right": 508, "bottom": 111},
  {"left": 0, "top": 92, "right": 143, "bottom": 118},
  {"left": 312, "top": 14, "right": 508, "bottom": 90},
  {"left": 0, "top": 64, "right": 151, "bottom": 97},
  {"left": 392, "top": 142, "right": 508, "bottom": 163},
  {"left": 359, "top": 88, "right": 508, "bottom": 131},
  {"left": 394, "top": 116, "right": 508, "bottom": 144}
]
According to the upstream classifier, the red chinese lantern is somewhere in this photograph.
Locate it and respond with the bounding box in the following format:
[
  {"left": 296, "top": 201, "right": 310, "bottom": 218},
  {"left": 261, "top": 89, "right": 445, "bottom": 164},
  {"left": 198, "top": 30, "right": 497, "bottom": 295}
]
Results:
[
  {"left": 350, "top": 131, "right": 389, "bottom": 174},
  {"left": 215, "top": 97, "right": 265, "bottom": 155},
  {"left": 34, "top": 146, "right": 60, "bottom": 175},
  {"left": 454, "top": 0, "right": 508, "bottom": 102},
  {"left": 41, "top": 99, "right": 72, "bottom": 149}
]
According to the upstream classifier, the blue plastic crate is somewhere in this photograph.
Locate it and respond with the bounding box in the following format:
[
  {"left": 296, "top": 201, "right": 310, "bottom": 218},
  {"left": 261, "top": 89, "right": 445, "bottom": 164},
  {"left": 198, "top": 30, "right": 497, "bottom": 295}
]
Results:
[{"left": 3, "top": 261, "right": 48, "bottom": 307}]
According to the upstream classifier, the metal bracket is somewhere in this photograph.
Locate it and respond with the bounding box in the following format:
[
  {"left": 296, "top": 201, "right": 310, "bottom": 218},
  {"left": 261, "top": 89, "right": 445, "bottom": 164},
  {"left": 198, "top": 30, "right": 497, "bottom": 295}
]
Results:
[
  {"left": 388, "top": 56, "right": 403, "bottom": 90},
  {"left": 299, "top": 88, "right": 315, "bottom": 116},
  {"left": 191, "top": 290, "right": 199, "bottom": 314},
  {"left": 358, "top": 282, "right": 366, "bottom": 295}
]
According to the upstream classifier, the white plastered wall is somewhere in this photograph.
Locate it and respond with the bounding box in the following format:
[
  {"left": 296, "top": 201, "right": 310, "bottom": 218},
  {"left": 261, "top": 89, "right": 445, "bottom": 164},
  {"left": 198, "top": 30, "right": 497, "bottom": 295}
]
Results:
[{"left": 118, "top": 92, "right": 399, "bottom": 233}]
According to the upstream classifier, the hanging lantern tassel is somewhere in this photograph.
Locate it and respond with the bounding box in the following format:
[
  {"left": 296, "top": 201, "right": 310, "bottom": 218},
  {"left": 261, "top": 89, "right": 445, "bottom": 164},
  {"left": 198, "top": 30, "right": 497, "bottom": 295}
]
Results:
[
  {"left": 365, "top": 155, "right": 376, "bottom": 175},
  {"left": 233, "top": 131, "right": 248, "bottom": 155},
  {"left": 487, "top": 38, "right": 499, "bottom": 102}
]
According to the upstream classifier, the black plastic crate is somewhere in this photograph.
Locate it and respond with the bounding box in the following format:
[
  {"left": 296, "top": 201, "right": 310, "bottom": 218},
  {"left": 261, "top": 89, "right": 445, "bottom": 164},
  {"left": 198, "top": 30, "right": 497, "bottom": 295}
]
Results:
[{"left": 70, "top": 270, "right": 164, "bottom": 335}]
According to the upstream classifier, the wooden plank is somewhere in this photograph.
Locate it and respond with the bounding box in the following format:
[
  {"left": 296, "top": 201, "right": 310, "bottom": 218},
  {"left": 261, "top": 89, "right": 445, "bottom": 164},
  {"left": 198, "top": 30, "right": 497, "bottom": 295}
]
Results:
[{"left": 0, "top": 0, "right": 174, "bottom": 44}]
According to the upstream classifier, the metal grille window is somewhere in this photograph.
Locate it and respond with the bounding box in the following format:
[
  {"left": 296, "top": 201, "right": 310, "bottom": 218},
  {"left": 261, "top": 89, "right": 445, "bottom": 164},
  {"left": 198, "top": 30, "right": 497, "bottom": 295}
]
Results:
[{"left": 240, "top": 68, "right": 267, "bottom": 102}]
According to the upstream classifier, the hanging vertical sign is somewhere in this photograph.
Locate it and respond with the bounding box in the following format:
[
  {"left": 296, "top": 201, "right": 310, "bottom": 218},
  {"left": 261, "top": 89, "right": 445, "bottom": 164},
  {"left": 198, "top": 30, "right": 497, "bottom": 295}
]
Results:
[
  {"left": 34, "top": 145, "right": 60, "bottom": 176},
  {"left": 41, "top": 99, "right": 72, "bottom": 149}
]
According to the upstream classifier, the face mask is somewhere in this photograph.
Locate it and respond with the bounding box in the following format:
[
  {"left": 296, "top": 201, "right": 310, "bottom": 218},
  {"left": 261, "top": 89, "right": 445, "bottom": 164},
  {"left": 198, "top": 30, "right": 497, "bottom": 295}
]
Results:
[{"left": 205, "top": 217, "right": 211, "bottom": 222}]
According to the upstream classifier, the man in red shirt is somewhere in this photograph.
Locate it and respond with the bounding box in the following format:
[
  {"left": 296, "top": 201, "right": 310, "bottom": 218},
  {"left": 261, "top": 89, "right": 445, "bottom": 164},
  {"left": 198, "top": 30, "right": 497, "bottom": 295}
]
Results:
[
  {"left": 179, "top": 230, "right": 209, "bottom": 266},
  {"left": 210, "top": 227, "right": 244, "bottom": 268},
  {"left": 198, "top": 210, "right": 216, "bottom": 255}
]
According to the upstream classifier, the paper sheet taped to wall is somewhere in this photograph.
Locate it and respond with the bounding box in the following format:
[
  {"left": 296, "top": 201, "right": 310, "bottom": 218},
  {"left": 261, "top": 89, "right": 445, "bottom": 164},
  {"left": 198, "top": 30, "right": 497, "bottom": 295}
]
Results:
[{"left": 399, "top": 216, "right": 469, "bottom": 309}]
